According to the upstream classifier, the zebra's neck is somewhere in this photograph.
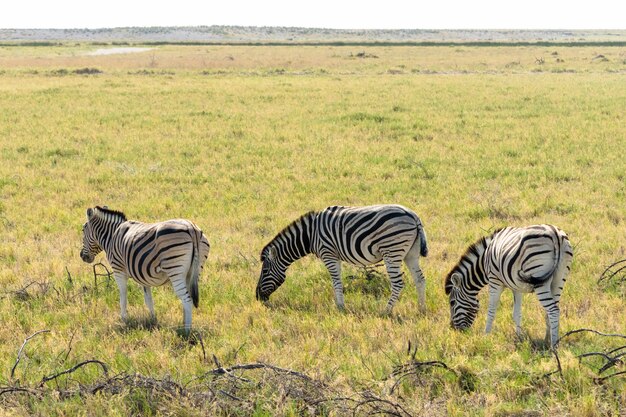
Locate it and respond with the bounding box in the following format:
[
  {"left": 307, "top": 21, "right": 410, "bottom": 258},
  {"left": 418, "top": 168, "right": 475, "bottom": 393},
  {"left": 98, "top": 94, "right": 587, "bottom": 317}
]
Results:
[
  {"left": 268, "top": 211, "right": 316, "bottom": 266},
  {"left": 452, "top": 235, "right": 493, "bottom": 295},
  {"left": 92, "top": 213, "right": 126, "bottom": 254}
]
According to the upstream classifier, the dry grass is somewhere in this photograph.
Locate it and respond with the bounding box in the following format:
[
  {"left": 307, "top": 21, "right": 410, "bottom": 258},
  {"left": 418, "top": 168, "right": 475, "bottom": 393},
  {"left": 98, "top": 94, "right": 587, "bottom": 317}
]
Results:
[{"left": 0, "top": 44, "right": 624, "bottom": 416}]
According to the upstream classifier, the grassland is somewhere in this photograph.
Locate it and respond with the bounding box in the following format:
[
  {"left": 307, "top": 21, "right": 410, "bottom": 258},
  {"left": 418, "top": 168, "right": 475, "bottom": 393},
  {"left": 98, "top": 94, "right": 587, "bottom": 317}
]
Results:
[{"left": 0, "top": 43, "right": 624, "bottom": 416}]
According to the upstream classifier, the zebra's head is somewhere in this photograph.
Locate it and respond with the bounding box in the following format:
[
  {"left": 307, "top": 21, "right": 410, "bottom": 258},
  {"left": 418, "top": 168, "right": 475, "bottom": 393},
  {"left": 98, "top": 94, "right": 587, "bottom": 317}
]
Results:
[
  {"left": 80, "top": 207, "right": 102, "bottom": 263},
  {"left": 445, "top": 270, "right": 480, "bottom": 330},
  {"left": 256, "top": 245, "right": 287, "bottom": 302}
]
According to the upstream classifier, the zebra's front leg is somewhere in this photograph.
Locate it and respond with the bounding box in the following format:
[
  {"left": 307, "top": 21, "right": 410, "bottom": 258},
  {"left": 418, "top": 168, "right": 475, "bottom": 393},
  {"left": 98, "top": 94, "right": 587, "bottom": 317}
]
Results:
[
  {"left": 171, "top": 275, "right": 193, "bottom": 334},
  {"left": 485, "top": 282, "right": 504, "bottom": 334},
  {"left": 143, "top": 286, "right": 156, "bottom": 321},
  {"left": 322, "top": 258, "right": 344, "bottom": 311},
  {"left": 383, "top": 253, "right": 405, "bottom": 314},
  {"left": 114, "top": 272, "right": 129, "bottom": 322},
  {"left": 512, "top": 291, "right": 523, "bottom": 338}
]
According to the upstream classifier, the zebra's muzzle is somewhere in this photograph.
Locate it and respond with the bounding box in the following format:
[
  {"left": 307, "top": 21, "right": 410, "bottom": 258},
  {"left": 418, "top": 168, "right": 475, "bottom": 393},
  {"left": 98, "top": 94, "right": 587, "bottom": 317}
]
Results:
[{"left": 80, "top": 251, "right": 94, "bottom": 263}]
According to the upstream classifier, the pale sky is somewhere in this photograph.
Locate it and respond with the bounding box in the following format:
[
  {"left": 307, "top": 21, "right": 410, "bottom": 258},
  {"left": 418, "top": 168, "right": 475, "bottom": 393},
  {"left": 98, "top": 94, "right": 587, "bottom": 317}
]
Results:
[{"left": 1, "top": 0, "right": 624, "bottom": 30}]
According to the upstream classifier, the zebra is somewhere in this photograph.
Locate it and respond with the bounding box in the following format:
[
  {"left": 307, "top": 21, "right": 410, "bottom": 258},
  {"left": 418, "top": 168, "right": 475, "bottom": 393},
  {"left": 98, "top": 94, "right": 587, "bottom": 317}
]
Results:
[
  {"left": 256, "top": 204, "right": 429, "bottom": 313},
  {"left": 445, "top": 224, "right": 573, "bottom": 347},
  {"left": 80, "top": 206, "right": 210, "bottom": 333}
]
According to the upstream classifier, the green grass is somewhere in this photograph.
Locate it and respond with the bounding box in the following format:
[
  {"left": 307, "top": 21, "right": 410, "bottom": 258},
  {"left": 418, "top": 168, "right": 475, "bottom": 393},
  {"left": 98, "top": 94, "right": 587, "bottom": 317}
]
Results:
[{"left": 0, "top": 44, "right": 625, "bottom": 416}]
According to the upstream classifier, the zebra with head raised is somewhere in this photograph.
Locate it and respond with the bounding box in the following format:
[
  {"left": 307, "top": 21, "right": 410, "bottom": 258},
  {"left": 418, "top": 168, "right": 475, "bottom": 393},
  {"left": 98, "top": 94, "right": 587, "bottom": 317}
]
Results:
[
  {"left": 256, "top": 204, "right": 429, "bottom": 313},
  {"left": 445, "top": 224, "right": 573, "bottom": 347},
  {"left": 80, "top": 206, "right": 210, "bottom": 333}
]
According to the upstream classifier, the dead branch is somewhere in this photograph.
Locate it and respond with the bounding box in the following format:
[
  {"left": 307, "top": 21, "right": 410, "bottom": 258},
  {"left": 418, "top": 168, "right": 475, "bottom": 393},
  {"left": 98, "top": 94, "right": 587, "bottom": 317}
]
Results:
[
  {"left": 60, "top": 328, "right": 78, "bottom": 364},
  {"left": 607, "top": 345, "right": 626, "bottom": 355},
  {"left": 0, "top": 386, "right": 40, "bottom": 398},
  {"left": 544, "top": 348, "right": 563, "bottom": 379},
  {"left": 577, "top": 351, "right": 616, "bottom": 363},
  {"left": 352, "top": 390, "right": 414, "bottom": 417},
  {"left": 547, "top": 329, "right": 626, "bottom": 380},
  {"left": 211, "top": 362, "right": 314, "bottom": 382},
  {"left": 9, "top": 281, "right": 53, "bottom": 300},
  {"left": 598, "top": 356, "right": 625, "bottom": 374},
  {"left": 39, "top": 360, "right": 109, "bottom": 387},
  {"left": 10, "top": 330, "right": 51, "bottom": 380},
  {"left": 557, "top": 328, "right": 626, "bottom": 344},
  {"left": 0, "top": 356, "right": 419, "bottom": 415},
  {"left": 193, "top": 333, "right": 206, "bottom": 363},
  {"left": 88, "top": 372, "right": 186, "bottom": 399},
  {"left": 217, "top": 389, "right": 243, "bottom": 402},
  {"left": 65, "top": 266, "right": 73, "bottom": 286},
  {"left": 574, "top": 350, "right": 622, "bottom": 374},
  {"left": 390, "top": 360, "right": 457, "bottom": 394},
  {"left": 594, "top": 370, "right": 626, "bottom": 383},
  {"left": 598, "top": 259, "right": 626, "bottom": 285},
  {"left": 92, "top": 262, "right": 112, "bottom": 291}
]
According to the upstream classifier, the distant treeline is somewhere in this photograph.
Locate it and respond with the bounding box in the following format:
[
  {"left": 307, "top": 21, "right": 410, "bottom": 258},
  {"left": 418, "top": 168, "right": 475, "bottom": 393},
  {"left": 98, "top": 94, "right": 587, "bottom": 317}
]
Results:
[{"left": 2, "top": 41, "right": 626, "bottom": 47}]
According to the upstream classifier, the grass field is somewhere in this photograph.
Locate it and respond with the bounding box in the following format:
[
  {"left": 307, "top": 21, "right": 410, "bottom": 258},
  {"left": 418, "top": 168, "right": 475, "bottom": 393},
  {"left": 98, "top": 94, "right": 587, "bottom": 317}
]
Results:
[{"left": 0, "top": 43, "right": 625, "bottom": 416}]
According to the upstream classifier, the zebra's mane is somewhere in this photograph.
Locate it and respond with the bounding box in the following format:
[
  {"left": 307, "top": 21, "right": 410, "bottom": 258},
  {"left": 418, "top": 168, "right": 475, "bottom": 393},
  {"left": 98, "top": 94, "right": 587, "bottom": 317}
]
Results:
[
  {"left": 444, "top": 228, "right": 504, "bottom": 294},
  {"left": 261, "top": 210, "right": 318, "bottom": 259},
  {"left": 95, "top": 206, "right": 128, "bottom": 222}
]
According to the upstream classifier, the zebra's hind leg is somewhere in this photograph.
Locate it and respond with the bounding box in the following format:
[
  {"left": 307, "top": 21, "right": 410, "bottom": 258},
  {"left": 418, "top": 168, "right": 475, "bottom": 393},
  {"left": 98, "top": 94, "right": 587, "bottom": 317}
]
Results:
[
  {"left": 485, "top": 282, "right": 504, "bottom": 334},
  {"left": 535, "top": 283, "right": 560, "bottom": 348},
  {"left": 512, "top": 291, "right": 523, "bottom": 338},
  {"left": 544, "top": 313, "right": 550, "bottom": 346},
  {"left": 143, "top": 286, "right": 156, "bottom": 321},
  {"left": 170, "top": 275, "right": 193, "bottom": 335},
  {"left": 322, "top": 258, "right": 345, "bottom": 311},
  {"left": 114, "top": 272, "right": 129, "bottom": 322},
  {"left": 383, "top": 253, "right": 405, "bottom": 314},
  {"left": 404, "top": 246, "right": 426, "bottom": 312}
]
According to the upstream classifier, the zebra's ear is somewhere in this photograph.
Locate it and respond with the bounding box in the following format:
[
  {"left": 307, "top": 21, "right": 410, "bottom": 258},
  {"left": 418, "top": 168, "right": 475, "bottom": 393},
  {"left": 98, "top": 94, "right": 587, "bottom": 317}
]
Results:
[
  {"left": 86, "top": 208, "right": 94, "bottom": 218},
  {"left": 450, "top": 272, "right": 462, "bottom": 288},
  {"left": 267, "top": 246, "right": 277, "bottom": 261}
]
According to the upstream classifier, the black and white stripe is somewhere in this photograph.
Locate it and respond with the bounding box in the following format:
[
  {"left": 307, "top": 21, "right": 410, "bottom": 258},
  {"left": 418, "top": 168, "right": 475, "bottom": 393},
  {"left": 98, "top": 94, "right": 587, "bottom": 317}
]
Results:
[
  {"left": 80, "top": 206, "right": 210, "bottom": 332},
  {"left": 445, "top": 224, "right": 573, "bottom": 347},
  {"left": 256, "top": 204, "right": 429, "bottom": 312}
]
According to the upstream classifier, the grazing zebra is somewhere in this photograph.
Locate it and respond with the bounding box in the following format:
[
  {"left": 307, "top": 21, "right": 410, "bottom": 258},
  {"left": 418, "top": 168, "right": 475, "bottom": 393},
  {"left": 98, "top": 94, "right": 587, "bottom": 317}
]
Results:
[
  {"left": 256, "top": 204, "right": 429, "bottom": 313},
  {"left": 445, "top": 224, "right": 573, "bottom": 347},
  {"left": 80, "top": 206, "right": 210, "bottom": 333}
]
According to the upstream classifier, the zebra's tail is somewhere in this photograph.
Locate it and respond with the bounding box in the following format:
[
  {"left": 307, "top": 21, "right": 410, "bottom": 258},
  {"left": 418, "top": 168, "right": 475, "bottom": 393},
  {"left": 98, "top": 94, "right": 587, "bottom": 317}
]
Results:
[
  {"left": 418, "top": 222, "right": 428, "bottom": 257},
  {"left": 188, "top": 228, "right": 202, "bottom": 309}
]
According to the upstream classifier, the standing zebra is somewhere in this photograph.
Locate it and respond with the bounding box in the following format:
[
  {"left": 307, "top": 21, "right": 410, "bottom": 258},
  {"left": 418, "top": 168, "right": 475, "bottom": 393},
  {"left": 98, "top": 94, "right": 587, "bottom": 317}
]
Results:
[
  {"left": 80, "top": 206, "right": 210, "bottom": 333},
  {"left": 445, "top": 224, "right": 573, "bottom": 347},
  {"left": 256, "top": 204, "right": 429, "bottom": 313}
]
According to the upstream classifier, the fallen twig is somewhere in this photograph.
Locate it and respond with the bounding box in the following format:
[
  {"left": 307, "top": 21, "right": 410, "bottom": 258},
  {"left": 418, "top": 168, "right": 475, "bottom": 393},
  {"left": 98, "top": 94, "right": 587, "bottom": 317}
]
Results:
[
  {"left": 598, "top": 259, "right": 626, "bottom": 285},
  {"left": 8, "top": 281, "right": 53, "bottom": 300},
  {"left": 594, "top": 370, "right": 626, "bottom": 383},
  {"left": 92, "top": 262, "right": 112, "bottom": 291},
  {"left": 10, "top": 330, "right": 51, "bottom": 380},
  {"left": 0, "top": 386, "right": 40, "bottom": 398},
  {"left": 557, "top": 328, "right": 626, "bottom": 344},
  {"left": 194, "top": 333, "right": 207, "bottom": 363},
  {"left": 390, "top": 359, "right": 457, "bottom": 394},
  {"left": 211, "top": 362, "right": 314, "bottom": 381},
  {"left": 65, "top": 266, "right": 73, "bottom": 286},
  {"left": 353, "top": 390, "right": 414, "bottom": 417},
  {"left": 59, "top": 328, "right": 78, "bottom": 364},
  {"left": 39, "top": 360, "right": 109, "bottom": 387}
]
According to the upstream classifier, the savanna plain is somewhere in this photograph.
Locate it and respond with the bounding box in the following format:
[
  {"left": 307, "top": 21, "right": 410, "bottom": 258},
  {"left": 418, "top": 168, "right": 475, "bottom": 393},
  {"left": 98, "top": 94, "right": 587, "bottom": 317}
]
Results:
[{"left": 0, "top": 42, "right": 625, "bottom": 416}]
